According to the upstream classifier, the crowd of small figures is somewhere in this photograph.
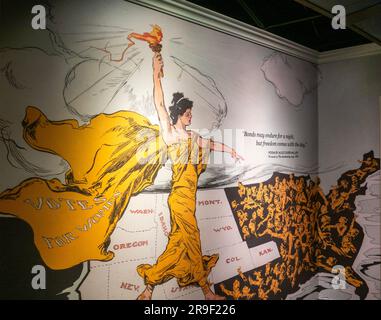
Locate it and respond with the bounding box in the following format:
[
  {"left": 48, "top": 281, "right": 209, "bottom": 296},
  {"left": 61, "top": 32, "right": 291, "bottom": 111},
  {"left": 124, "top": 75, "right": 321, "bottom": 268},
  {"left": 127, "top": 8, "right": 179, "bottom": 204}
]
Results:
[{"left": 219, "top": 153, "right": 379, "bottom": 299}]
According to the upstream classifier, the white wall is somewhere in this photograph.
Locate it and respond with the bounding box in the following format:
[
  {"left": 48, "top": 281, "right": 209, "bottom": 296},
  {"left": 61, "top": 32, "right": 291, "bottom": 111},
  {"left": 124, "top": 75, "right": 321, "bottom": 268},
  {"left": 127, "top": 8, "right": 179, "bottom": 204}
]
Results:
[{"left": 318, "top": 55, "right": 381, "bottom": 190}]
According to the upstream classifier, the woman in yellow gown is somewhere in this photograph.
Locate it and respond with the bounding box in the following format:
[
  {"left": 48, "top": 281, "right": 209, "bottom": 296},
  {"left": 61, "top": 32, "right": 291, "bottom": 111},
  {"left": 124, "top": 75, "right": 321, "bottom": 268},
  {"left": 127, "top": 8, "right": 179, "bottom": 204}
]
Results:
[{"left": 136, "top": 52, "right": 243, "bottom": 300}]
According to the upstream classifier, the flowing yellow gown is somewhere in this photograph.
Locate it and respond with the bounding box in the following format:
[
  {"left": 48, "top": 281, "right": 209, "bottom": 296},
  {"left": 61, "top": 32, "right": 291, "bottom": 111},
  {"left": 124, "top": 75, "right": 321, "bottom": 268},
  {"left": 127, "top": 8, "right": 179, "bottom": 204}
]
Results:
[
  {"left": 0, "top": 106, "right": 167, "bottom": 270},
  {"left": 137, "top": 134, "right": 219, "bottom": 288}
]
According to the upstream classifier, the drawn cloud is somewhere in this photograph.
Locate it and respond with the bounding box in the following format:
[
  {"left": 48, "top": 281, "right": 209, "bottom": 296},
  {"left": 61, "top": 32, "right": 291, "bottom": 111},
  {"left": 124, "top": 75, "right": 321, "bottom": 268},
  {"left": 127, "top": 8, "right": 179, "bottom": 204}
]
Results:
[{"left": 261, "top": 52, "right": 321, "bottom": 107}]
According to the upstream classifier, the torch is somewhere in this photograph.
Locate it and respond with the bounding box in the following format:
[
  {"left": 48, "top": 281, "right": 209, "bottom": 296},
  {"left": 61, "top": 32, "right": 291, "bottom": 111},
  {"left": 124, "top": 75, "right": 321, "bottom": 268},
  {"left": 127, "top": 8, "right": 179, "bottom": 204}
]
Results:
[{"left": 127, "top": 24, "right": 164, "bottom": 77}]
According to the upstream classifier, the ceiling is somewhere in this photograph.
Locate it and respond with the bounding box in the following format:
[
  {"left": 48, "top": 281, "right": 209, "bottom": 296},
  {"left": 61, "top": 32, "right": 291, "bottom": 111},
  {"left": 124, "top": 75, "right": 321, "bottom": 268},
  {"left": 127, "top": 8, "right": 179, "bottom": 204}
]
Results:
[{"left": 186, "top": 0, "right": 381, "bottom": 52}]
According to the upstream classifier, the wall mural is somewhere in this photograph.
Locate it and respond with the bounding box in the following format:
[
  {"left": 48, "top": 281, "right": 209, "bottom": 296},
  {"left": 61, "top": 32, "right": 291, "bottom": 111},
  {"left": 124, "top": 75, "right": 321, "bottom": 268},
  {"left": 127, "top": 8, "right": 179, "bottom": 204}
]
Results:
[
  {"left": 0, "top": 0, "right": 379, "bottom": 300},
  {"left": 219, "top": 152, "right": 379, "bottom": 300}
]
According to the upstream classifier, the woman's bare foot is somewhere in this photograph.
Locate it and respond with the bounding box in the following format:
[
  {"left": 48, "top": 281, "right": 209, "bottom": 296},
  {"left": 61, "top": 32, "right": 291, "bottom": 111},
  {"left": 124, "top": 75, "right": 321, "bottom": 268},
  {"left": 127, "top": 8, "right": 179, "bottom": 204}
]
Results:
[
  {"left": 202, "top": 284, "right": 226, "bottom": 300},
  {"left": 136, "top": 284, "right": 154, "bottom": 300}
]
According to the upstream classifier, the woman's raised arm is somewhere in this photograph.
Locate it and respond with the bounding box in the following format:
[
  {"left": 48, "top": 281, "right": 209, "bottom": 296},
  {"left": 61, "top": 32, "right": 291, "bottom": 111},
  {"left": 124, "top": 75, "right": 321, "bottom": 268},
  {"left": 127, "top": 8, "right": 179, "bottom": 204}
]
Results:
[{"left": 152, "top": 53, "right": 172, "bottom": 138}]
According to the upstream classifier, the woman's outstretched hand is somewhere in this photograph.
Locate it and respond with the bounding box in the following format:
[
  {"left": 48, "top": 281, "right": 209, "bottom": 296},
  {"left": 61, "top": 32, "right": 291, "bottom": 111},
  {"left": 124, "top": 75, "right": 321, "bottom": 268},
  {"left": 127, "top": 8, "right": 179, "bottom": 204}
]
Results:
[
  {"left": 153, "top": 52, "right": 164, "bottom": 78},
  {"left": 231, "top": 149, "right": 244, "bottom": 163}
]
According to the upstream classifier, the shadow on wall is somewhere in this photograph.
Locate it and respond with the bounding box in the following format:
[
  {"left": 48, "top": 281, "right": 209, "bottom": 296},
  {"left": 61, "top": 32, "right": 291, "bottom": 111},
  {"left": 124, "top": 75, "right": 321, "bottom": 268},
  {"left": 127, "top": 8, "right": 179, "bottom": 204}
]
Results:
[{"left": 0, "top": 217, "right": 87, "bottom": 300}]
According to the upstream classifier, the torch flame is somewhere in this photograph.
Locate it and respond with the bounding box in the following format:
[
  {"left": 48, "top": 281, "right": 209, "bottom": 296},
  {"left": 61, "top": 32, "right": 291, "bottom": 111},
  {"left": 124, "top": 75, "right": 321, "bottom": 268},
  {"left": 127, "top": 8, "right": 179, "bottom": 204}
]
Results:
[
  {"left": 92, "top": 25, "right": 163, "bottom": 62},
  {"left": 127, "top": 24, "right": 163, "bottom": 47}
]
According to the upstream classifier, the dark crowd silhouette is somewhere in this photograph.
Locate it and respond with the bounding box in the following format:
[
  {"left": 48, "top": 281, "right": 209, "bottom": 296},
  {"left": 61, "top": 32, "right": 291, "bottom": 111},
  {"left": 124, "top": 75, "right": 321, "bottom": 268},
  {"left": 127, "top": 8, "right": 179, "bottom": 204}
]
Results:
[{"left": 218, "top": 151, "right": 379, "bottom": 300}]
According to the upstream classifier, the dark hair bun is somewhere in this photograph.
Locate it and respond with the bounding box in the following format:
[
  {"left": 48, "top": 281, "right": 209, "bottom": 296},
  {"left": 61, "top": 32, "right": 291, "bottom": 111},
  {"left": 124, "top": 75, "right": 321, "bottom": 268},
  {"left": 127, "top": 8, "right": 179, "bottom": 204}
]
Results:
[
  {"left": 172, "top": 92, "right": 184, "bottom": 105},
  {"left": 168, "top": 92, "right": 193, "bottom": 125}
]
